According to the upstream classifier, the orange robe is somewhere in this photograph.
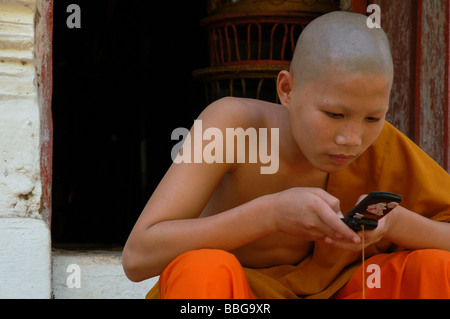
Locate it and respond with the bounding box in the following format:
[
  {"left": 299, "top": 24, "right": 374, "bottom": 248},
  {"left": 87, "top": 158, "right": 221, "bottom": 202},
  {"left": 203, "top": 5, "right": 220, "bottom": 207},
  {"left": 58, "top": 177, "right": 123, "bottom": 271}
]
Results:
[{"left": 147, "top": 121, "right": 450, "bottom": 299}]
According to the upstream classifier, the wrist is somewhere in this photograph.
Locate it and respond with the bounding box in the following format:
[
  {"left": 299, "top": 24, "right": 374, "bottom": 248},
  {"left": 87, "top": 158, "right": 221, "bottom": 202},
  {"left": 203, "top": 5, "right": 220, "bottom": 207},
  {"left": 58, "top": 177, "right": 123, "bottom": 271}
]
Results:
[
  {"left": 257, "top": 193, "right": 280, "bottom": 234},
  {"left": 384, "top": 205, "right": 405, "bottom": 240}
]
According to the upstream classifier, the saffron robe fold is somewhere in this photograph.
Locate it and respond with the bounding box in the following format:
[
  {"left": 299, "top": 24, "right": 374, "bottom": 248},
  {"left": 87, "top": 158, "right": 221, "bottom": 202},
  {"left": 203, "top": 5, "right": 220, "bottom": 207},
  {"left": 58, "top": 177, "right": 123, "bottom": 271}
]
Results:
[
  {"left": 333, "top": 249, "right": 450, "bottom": 299},
  {"left": 147, "top": 121, "right": 450, "bottom": 299}
]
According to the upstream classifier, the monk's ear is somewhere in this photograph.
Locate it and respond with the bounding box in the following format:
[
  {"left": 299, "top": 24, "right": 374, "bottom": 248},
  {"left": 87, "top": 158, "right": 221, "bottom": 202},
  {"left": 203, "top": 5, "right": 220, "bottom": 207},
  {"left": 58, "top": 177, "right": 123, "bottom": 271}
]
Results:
[{"left": 277, "top": 70, "right": 294, "bottom": 108}]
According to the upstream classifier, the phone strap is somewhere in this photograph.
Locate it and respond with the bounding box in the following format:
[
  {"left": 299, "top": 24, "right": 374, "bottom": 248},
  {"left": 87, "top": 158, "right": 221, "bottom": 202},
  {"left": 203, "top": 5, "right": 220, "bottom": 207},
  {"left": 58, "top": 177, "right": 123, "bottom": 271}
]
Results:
[{"left": 361, "top": 225, "right": 365, "bottom": 299}]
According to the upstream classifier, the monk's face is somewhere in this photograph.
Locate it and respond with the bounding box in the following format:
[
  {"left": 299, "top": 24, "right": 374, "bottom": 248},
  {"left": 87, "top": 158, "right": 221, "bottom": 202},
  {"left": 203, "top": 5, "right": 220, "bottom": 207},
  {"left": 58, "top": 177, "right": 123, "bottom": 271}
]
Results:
[{"left": 284, "top": 67, "right": 392, "bottom": 173}]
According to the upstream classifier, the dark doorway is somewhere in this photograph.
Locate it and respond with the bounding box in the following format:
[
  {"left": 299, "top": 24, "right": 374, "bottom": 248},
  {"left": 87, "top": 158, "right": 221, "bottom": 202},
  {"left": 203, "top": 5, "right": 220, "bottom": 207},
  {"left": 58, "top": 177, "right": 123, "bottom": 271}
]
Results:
[{"left": 52, "top": 1, "right": 208, "bottom": 248}]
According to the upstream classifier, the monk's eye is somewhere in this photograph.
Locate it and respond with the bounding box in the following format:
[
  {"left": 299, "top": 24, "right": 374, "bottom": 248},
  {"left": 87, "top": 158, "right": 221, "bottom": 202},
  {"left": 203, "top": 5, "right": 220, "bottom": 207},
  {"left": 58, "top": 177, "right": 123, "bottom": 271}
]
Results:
[
  {"left": 366, "top": 117, "right": 381, "bottom": 123},
  {"left": 325, "top": 112, "right": 344, "bottom": 119}
]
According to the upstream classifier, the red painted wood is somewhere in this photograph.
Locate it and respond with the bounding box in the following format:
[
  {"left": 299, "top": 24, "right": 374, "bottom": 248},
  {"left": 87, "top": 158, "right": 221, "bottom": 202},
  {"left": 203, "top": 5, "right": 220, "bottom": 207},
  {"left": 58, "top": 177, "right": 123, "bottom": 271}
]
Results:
[
  {"left": 371, "top": 0, "right": 416, "bottom": 138},
  {"left": 363, "top": 1, "right": 448, "bottom": 169},
  {"left": 36, "top": 0, "right": 54, "bottom": 224},
  {"left": 351, "top": 0, "right": 368, "bottom": 14},
  {"left": 416, "top": 0, "right": 447, "bottom": 168},
  {"left": 446, "top": 1, "right": 450, "bottom": 172},
  {"left": 414, "top": 0, "right": 423, "bottom": 146}
]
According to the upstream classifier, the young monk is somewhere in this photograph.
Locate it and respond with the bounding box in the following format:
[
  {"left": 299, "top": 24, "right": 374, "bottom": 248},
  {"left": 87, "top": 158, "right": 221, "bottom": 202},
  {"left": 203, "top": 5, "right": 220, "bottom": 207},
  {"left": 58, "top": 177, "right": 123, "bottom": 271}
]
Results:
[{"left": 122, "top": 11, "right": 450, "bottom": 299}]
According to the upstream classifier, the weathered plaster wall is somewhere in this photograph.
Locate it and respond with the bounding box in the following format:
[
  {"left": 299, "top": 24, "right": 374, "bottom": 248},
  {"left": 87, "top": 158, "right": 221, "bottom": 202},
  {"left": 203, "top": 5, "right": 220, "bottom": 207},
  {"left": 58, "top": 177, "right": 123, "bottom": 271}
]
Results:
[
  {"left": 0, "top": 218, "right": 51, "bottom": 298},
  {"left": 0, "top": 0, "right": 52, "bottom": 299},
  {"left": 52, "top": 250, "right": 157, "bottom": 299},
  {"left": 0, "top": 0, "right": 43, "bottom": 219}
]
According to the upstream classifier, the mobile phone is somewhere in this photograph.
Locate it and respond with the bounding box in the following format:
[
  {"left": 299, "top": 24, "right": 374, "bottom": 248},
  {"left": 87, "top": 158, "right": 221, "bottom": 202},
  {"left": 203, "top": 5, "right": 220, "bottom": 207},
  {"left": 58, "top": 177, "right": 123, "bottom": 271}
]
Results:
[{"left": 341, "top": 191, "right": 402, "bottom": 231}]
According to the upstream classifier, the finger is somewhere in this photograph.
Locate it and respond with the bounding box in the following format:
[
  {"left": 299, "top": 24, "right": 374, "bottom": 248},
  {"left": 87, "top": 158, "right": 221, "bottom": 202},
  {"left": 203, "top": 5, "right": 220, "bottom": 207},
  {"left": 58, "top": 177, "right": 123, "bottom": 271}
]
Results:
[
  {"left": 356, "top": 194, "right": 368, "bottom": 205},
  {"left": 312, "top": 197, "right": 361, "bottom": 244},
  {"left": 306, "top": 189, "right": 360, "bottom": 243},
  {"left": 315, "top": 218, "right": 340, "bottom": 241},
  {"left": 309, "top": 188, "right": 341, "bottom": 214},
  {"left": 301, "top": 212, "right": 337, "bottom": 241},
  {"left": 331, "top": 218, "right": 361, "bottom": 244}
]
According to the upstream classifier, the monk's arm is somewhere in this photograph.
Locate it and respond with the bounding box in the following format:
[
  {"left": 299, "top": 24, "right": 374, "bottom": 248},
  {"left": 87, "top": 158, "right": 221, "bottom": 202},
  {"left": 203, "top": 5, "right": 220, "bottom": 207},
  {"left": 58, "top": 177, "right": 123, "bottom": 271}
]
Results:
[
  {"left": 385, "top": 207, "right": 450, "bottom": 251},
  {"left": 122, "top": 185, "right": 356, "bottom": 282},
  {"left": 122, "top": 193, "right": 277, "bottom": 282}
]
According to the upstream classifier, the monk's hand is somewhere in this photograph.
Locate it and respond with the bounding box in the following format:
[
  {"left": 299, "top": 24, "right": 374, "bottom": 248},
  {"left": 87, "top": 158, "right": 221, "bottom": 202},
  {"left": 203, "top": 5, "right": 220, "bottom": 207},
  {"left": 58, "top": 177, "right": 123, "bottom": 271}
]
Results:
[
  {"left": 274, "top": 187, "right": 360, "bottom": 244},
  {"left": 320, "top": 194, "right": 395, "bottom": 252}
]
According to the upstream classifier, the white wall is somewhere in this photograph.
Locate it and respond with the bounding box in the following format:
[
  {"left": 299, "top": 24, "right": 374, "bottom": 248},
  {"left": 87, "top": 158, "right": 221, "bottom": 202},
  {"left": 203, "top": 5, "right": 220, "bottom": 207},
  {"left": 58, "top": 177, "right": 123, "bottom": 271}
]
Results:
[
  {"left": 0, "top": 0, "right": 42, "bottom": 219},
  {"left": 52, "top": 250, "right": 158, "bottom": 299},
  {"left": 0, "top": 218, "right": 51, "bottom": 298},
  {"left": 0, "top": 0, "right": 50, "bottom": 298}
]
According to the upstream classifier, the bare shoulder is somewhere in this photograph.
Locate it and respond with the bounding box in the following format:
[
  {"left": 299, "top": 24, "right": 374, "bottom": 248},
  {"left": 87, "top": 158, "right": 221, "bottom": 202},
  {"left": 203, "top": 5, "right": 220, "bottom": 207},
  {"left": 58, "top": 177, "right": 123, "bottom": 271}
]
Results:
[{"left": 199, "top": 97, "right": 283, "bottom": 129}]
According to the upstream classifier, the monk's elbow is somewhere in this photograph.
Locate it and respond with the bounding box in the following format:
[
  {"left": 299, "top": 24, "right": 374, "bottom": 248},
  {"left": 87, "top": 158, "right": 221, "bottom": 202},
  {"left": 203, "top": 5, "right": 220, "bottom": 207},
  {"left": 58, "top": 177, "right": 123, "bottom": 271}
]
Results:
[
  {"left": 122, "top": 246, "right": 153, "bottom": 282},
  {"left": 122, "top": 249, "right": 140, "bottom": 282}
]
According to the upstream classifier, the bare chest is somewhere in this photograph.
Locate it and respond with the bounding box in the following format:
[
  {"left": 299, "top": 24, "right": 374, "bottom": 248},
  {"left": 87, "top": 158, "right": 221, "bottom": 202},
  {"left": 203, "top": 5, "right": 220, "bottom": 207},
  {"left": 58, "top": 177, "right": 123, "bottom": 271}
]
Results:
[
  {"left": 200, "top": 163, "right": 327, "bottom": 267},
  {"left": 203, "top": 162, "right": 328, "bottom": 214}
]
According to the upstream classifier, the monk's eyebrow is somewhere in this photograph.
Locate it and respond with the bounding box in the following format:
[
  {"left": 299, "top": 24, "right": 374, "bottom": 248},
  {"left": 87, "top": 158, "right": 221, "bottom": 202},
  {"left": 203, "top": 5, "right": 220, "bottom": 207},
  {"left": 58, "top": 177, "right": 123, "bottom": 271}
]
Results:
[
  {"left": 318, "top": 102, "right": 351, "bottom": 112},
  {"left": 321, "top": 102, "right": 388, "bottom": 115}
]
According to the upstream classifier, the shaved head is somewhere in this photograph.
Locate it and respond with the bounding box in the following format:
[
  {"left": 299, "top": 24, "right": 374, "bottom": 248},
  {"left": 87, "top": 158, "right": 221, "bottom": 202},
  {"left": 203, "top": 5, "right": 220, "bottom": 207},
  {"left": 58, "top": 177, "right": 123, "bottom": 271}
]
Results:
[{"left": 291, "top": 11, "right": 393, "bottom": 88}]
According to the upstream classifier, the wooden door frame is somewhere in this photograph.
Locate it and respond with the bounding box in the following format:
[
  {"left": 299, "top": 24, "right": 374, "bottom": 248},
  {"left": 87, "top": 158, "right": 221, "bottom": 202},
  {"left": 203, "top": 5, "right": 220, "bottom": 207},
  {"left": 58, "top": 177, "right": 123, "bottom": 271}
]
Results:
[{"left": 36, "top": 0, "right": 54, "bottom": 224}]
